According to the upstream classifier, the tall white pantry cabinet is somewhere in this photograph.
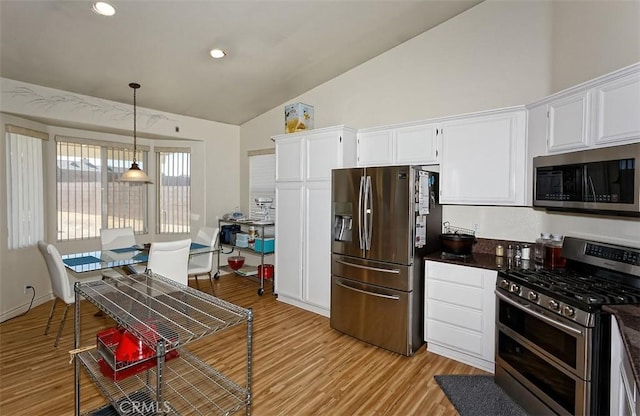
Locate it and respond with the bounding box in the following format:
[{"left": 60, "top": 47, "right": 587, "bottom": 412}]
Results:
[{"left": 273, "top": 126, "right": 357, "bottom": 317}]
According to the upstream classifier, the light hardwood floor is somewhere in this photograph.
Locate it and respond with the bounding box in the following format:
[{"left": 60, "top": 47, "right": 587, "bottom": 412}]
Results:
[{"left": 0, "top": 274, "right": 485, "bottom": 415}]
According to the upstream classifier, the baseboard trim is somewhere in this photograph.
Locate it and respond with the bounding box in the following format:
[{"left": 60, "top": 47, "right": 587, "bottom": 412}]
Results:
[{"left": 276, "top": 295, "right": 330, "bottom": 318}]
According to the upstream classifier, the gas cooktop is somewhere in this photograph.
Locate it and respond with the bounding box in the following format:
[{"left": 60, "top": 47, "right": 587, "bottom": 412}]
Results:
[
  {"left": 500, "top": 268, "right": 640, "bottom": 308},
  {"left": 497, "top": 236, "right": 640, "bottom": 315}
]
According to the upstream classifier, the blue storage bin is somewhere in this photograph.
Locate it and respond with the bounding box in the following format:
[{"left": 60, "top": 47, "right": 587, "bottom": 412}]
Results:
[{"left": 254, "top": 238, "right": 275, "bottom": 253}]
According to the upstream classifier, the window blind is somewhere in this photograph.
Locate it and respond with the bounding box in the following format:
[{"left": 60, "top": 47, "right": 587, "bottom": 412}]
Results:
[
  {"left": 249, "top": 152, "right": 275, "bottom": 221},
  {"left": 5, "top": 128, "right": 45, "bottom": 249},
  {"left": 157, "top": 150, "right": 191, "bottom": 234}
]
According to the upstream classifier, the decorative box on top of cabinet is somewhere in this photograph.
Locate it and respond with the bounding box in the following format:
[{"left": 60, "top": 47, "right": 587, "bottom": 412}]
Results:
[
  {"left": 424, "top": 260, "right": 497, "bottom": 373},
  {"left": 273, "top": 126, "right": 357, "bottom": 317},
  {"left": 357, "top": 121, "right": 439, "bottom": 167},
  {"left": 438, "top": 106, "right": 527, "bottom": 206},
  {"left": 527, "top": 62, "right": 640, "bottom": 158}
]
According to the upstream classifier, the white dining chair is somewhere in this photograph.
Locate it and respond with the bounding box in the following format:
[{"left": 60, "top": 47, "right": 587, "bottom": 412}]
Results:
[
  {"left": 146, "top": 239, "right": 191, "bottom": 286},
  {"left": 37, "top": 241, "right": 101, "bottom": 347},
  {"left": 100, "top": 227, "right": 145, "bottom": 276},
  {"left": 188, "top": 226, "right": 219, "bottom": 293}
]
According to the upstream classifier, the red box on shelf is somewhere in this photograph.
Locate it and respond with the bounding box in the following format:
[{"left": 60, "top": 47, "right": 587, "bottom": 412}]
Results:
[{"left": 96, "top": 326, "right": 179, "bottom": 382}]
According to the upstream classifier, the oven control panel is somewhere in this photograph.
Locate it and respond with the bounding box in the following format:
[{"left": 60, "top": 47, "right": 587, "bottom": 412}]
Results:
[
  {"left": 497, "top": 278, "right": 593, "bottom": 327},
  {"left": 585, "top": 243, "right": 640, "bottom": 266}
]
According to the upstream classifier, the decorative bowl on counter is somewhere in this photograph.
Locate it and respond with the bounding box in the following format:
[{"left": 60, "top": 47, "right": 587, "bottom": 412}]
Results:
[{"left": 227, "top": 256, "right": 245, "bottom": 270}]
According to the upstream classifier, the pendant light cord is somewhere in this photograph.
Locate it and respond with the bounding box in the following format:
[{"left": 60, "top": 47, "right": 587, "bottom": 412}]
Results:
[{"left": 129, "top": 82, "right": 141, "bottom": 164}]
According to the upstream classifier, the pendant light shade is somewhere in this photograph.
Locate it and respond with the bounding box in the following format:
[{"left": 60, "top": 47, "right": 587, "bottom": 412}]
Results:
[{"left": 118, "top": 82, "right": 152, "bottom": 183}]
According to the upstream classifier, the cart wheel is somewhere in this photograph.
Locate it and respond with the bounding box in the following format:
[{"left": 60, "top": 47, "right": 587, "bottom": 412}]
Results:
[
  {"left": 214, "top": 272, "right": 220, "bottom": 280},
  {"left": 258, "top": 288, "right": 264, "bottom": 296}
]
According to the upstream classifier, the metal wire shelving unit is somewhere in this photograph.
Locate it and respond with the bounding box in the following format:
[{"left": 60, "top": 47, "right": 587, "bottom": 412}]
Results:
[{"left": 74, "top": 273, "right": 253, "bottom": 416}]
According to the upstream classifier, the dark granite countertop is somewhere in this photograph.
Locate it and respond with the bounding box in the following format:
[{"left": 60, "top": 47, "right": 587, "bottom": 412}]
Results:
[
  {"left": 424, "top": 251, "right": 537, "bottom": 273},
  {"left": 424, "top": 237, "right": 537, "bottom": 273},
  {"left": 603, "top": 304, "right": 640, "bottom": 387}
]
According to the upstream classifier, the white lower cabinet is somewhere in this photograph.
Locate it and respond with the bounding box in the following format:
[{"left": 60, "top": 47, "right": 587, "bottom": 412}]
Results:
[
  {"left": 274, "top": 181, "right": 332, "bottom": 316},
  {"left": 611, "top": 316, "right": 639, "bottom": 416},
  {"left": 424, "top": 260, "right": 497, "bottom": 373}
]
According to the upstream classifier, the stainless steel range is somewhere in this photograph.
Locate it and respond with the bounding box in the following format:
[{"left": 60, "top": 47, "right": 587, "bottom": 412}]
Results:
[{"left": 495, "top": 236, "right": 640, "bottom": 416}]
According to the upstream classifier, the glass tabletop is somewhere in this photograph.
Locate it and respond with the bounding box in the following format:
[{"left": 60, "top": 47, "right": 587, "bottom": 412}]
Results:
[{"left": 61, "top": 243, "right": 217, "bottom": 273}]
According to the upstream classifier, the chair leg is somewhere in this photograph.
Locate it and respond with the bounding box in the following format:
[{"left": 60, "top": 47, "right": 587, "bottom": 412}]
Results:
[
  {"left": 208, "top": 272, "right": 216, "bottom": 296},
  {"left": 44, "top": 298, "right": 58, "bottom": 335},
  {"left": 194, "top": 275, "right": 200, "bottom": 290},
  {"left": 54, "top": 304, "right": 70, "bottom": 348}
]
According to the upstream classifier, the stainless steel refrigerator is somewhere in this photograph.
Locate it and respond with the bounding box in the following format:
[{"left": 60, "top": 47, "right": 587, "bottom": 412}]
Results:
[{"left": 330, "top": 165, "right": 441, "bottom": 356}]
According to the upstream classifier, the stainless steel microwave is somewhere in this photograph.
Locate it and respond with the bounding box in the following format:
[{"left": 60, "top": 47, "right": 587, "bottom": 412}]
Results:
[{"left": 533, "top": 143, "right": 640, "bottom": 216}]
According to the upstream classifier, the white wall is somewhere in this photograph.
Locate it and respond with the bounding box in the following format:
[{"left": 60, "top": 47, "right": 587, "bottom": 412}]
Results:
[
  {"left": 551, "top": 0, "right": 640, "bottom": 92},
  {"left": 0, "top": 79, "right": 241, "bottom": 320},
  {"left": 239, "top": 0, "right": 640, "bottom": 247}
]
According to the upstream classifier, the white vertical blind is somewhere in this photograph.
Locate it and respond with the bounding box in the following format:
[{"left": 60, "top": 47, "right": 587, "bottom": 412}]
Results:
[
  {"left": 5, "top": 130, "right": 45, "bottom": 249},
  {"left": 157, "top": 149, "right": 191, "bottom": 234},
  {"left": 249, "top": 153, "right": 276, "bottom": 220}
]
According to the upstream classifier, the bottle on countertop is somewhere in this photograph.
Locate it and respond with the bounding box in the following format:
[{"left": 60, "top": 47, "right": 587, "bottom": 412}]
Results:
[
  {"left": 544, "top": 234, "right": 566, "bottom": 269},
  {"left": 534, "top": 233, "right": 552, "bottom": 264},
  {"left": 507, "top": 244, "right": 514, "bottom": 258}
]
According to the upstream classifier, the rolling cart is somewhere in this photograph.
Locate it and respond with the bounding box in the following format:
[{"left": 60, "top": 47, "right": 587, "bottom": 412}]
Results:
[{"left": 215, "top": 218, "right": 275, "bottom": 296}]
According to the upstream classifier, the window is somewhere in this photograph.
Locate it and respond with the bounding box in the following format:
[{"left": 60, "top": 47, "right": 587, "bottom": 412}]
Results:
[
  {"left": 157, "top": 148, "right": 190, "bottom": 234},
  {"left": 5, "top": 125, "right": 47, "bottom": 249},
  {"left": 56, "top": 136, "right": 148, "bottom": 241},
  {"left": 249, "top": 151, "right": 275, "bottom": 221}
]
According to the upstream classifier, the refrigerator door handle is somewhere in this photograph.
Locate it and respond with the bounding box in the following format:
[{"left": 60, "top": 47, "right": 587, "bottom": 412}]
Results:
[
  {"left": 365, "top": 175, "right": 373, "bottom": 250},
  {"left": 358, "top": 175, "right": 365, "bottom": 250},
  {"left": 335, "top": 280, "right": 401, "bottom": 300},
  {"left": 336, "top": 259, "right": 401, "bottom": 274}
]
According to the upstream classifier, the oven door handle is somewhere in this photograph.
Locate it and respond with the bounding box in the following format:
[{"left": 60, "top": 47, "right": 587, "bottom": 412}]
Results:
[{"left": 496, "top": 290, "right": 585, "bottom": 336}]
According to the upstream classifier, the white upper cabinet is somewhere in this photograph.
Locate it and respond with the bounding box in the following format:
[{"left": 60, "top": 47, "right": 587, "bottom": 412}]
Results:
[
  {"left": 548, "top": 91, "right": 591, "bottom": 152},
  {"left": 528, "top": 63, "right": 640, "bottom": 156},
  {"left": 357, "top": 129, "right": 393, "bottom": 166},
  {"left": 274, "top": 126, "right": 357, "bottom": 182},
  {"left": 275, "top": 136, "right": 304, "bottom": 182},
  {"left": 594, "top": 71, "right": 640, "bottom": 145},
  {"left": 357, "top": 121, "right": 439, "bottom": 166},
  {"left": 439, "top": 107, "right": 527, "bottom": 206},
  {"left": 394, "top": 123, "right": 439, "bottom": 164}
]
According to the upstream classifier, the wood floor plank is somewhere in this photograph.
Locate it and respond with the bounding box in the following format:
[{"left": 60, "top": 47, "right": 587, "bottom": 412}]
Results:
[{"left": 0, "top": 275, "right": 485, "bottom": 415}]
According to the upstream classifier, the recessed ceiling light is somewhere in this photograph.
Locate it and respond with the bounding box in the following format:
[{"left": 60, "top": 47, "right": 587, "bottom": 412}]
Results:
[
  {"left": 92, "top": 2, "right": 115, "bottom": 16},
  {"left": 210, "top": 49, "right": 226, "bottom": 59}
]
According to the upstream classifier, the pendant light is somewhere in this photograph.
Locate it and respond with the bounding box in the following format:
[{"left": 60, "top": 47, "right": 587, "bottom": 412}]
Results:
[{"left": 118, "top": 82, "right": 152, "bottom": 183}]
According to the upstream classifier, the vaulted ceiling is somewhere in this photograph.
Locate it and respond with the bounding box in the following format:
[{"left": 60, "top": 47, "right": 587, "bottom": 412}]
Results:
[{"left": 0, "top": 1, "right": 481, "bottom": 125}]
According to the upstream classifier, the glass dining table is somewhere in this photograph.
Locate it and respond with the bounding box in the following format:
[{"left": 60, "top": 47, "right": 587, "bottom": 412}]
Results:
[{"left": 61, "top": 243, "right": 217, "bottom": 274}]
